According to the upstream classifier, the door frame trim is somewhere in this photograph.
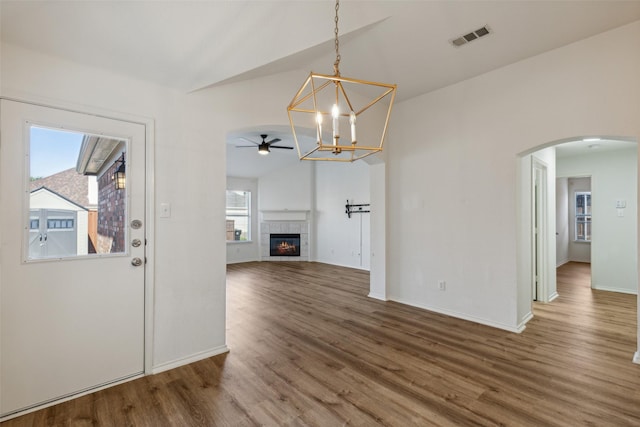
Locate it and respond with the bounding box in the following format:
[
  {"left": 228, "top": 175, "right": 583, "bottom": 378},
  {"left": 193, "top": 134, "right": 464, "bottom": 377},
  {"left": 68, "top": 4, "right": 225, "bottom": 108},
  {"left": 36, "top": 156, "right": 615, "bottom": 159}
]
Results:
[
  {"left": 532, "top": 157, "right": 549, "bottom": 302},
  {"left": 0, "top": 94, "right": 156, "bottom": 379}
]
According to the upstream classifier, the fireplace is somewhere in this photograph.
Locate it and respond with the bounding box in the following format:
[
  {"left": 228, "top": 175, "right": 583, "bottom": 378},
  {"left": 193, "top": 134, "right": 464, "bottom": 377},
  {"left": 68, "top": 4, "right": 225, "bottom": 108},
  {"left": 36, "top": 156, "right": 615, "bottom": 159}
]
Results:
[{"left": 270, "top": 233, "right": 301, "bottom": 257}]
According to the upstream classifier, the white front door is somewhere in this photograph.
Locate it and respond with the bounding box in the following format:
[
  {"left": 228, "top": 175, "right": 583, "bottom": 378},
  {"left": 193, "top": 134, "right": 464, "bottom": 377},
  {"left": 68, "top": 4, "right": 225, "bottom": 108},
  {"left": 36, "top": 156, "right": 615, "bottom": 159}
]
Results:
[{"left": 0, "top": 100, "right": 146, "bottom": 417}]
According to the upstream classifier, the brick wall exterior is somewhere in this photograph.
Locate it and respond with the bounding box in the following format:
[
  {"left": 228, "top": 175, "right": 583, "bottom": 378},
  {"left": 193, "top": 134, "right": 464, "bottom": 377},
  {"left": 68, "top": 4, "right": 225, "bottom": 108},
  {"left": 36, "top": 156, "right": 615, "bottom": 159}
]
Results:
[{"left": 97, "top": 156, "right": 126, "bottom": 253}]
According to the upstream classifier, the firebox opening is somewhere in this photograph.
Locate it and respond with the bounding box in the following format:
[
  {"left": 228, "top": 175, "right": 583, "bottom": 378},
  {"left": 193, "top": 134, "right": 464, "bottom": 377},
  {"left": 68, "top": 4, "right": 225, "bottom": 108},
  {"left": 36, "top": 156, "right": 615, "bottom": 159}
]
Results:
[{"left": 270, "top": 233, "right": 301, "bottom": 257}]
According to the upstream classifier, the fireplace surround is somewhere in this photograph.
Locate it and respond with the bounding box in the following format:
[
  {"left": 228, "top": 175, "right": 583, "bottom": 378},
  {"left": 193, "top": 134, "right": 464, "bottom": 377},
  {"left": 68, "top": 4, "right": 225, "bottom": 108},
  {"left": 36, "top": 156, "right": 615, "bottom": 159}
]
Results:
[{"left": 260, "top": 211, "right": 309, "bottom": 262}]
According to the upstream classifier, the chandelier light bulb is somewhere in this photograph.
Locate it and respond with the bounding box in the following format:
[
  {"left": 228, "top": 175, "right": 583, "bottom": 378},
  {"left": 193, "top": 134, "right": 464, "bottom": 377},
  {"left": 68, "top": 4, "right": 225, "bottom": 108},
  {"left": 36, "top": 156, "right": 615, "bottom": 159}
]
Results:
[
  {"left": 316, "top": 112, "right": 323, "bottom": 143},
  {"left": 332, "top": 104, "right": 340, "bottom": 140},
  {"left": 349, "top": 111, "right": 357, "bottom": 143}
]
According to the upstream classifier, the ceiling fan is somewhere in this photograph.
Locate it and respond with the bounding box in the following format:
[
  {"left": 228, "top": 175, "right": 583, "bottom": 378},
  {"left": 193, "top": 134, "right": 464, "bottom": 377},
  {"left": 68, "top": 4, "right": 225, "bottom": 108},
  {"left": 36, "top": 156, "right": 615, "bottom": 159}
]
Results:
[{"left": 236, "top": 134, "right": 293, "bottom": 155}]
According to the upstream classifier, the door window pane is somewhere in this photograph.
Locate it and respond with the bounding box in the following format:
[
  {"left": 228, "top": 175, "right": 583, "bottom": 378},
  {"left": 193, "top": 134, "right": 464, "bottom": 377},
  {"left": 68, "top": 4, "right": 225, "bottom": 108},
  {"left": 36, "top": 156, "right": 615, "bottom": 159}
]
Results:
[{"left": 27, "top": 126, "right": 128, "bottom": 260}]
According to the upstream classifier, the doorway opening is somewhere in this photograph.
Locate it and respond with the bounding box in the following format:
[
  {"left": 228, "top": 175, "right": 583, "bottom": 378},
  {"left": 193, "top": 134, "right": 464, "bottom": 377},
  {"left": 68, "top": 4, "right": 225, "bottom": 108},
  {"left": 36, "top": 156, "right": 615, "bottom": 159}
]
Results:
[
  {"left": 517, "top": 135, "right": 638, "bottom": 358},
  {"left": 556, "top": 176, "right": 592, "bottom": 272}
]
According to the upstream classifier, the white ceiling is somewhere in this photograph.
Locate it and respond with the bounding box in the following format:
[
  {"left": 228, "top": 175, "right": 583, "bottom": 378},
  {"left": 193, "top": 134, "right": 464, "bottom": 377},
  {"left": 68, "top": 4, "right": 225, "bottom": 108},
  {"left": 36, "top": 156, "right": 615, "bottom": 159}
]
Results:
[
  {"left": 555, "top": 138, "right": 637, "bottom": 158},
  {"left": 3, "top": 1, "right": 640, "bottom": 177}
]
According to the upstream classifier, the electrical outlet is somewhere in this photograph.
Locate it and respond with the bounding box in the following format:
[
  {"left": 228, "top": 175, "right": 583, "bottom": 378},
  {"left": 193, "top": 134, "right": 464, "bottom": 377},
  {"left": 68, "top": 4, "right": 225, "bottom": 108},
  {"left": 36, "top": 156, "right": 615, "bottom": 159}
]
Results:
[{"left": 438, "top": 280, "right": 446, "bottom": 291}]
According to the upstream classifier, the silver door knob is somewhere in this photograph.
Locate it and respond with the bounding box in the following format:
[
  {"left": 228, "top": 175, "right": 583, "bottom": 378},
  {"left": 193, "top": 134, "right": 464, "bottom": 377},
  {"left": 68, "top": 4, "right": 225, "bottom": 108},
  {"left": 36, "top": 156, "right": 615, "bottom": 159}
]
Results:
[
  {"left": 131, "top": 257, "right": 143, "bottom": 267},
  {"left": 131, "top": 239, "right": 142, "bottom": 248}
]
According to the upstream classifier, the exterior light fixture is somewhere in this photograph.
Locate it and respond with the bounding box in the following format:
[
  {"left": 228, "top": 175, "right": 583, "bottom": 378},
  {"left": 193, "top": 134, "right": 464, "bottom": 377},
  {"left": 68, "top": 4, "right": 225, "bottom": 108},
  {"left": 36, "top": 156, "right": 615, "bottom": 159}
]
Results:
[
  {"left": 113, "top": 154, "right": 126, "bottom": 190},
  {"left": 287, "top": 0, "right": 397, "bottom": 162}
]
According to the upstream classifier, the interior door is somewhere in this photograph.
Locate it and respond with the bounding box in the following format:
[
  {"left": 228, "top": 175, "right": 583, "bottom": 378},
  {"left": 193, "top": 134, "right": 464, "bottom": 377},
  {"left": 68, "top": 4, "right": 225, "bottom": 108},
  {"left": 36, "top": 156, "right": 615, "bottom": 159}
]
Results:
[{"left": 0, "top": 100, "right": 146, "bottom": 417}]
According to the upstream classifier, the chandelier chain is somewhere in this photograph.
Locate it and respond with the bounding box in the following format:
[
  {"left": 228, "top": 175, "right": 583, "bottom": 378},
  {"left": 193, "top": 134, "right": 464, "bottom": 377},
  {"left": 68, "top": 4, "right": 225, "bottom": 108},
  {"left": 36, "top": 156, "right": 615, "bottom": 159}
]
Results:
[{"left": 334, "top": 0, "right": 341, "bottom": 75}]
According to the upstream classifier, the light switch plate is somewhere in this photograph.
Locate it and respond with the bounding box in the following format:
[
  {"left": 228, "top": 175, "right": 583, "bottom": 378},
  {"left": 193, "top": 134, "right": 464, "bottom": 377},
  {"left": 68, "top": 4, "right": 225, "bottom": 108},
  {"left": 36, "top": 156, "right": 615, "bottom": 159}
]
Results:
[{"left": 160, "top": 203, "right": 171, "bottom": 218}]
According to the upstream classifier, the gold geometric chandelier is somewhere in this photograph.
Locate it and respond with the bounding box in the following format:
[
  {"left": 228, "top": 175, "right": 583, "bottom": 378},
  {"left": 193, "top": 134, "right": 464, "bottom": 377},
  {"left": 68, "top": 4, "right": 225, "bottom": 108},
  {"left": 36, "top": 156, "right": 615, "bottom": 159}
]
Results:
[{"left": 287, "top": 0, "right": 397, "bottom": 162}]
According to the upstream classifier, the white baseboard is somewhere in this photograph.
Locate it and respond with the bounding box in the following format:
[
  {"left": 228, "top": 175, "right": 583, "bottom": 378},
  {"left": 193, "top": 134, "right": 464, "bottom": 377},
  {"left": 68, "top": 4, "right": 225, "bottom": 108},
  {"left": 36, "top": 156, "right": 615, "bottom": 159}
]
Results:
[
  {"left": 368, "top": 292, "right": 387, "bottom": 301},
  {"left": 548, "top": 291, "right": 560, "bottom": 302},
  {"left": 152, "top": 345, "right": 230, "bottom": 374},
  {"left": 226, "top": 258, "right": 259, "bottom": 265},
  {"left": 592, "top": 285, "right": 638, "bottom": 295},
  {"left": 517, "top": 312, "right": 534, "bottom": 333},
  {"left": 312, "top": 258, "right": 370, "bottom": 271},
  {"left": 633, "top": 351, "right": 640, "bottom": 365},
  {"left": 2, "top": 346, "right": 231, "bottom": 421},
  {"left": 387, "top": 296, "right": 522, "bottom": 333},
  {"left": 1, "top": 373, "right": 145, "bottom": 422}
]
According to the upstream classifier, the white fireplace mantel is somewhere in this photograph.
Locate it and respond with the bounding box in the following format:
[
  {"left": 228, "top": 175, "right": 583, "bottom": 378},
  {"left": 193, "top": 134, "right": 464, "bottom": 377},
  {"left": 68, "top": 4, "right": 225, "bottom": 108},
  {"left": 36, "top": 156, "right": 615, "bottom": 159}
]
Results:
[{"left": 260, "top": 210, "right": 309, "bottom": 222}]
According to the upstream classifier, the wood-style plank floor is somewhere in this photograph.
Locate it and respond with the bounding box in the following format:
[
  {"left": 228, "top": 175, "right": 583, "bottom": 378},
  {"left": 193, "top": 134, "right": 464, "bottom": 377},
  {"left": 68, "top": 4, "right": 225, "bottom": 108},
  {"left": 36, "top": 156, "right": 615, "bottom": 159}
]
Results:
[{"left": 3, "top": 261, "right": 639, "bottom": 426}]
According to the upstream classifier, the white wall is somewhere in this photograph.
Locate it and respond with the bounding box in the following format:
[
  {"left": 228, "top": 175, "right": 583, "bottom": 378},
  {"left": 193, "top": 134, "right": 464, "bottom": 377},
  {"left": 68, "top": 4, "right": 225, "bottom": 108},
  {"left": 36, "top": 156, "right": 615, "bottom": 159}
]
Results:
[
  {"left": 387, "top": 20, "right": 640, "bottom": 331},
  {"left": 315, "top": 161, "right": 371, "bottom": 270},
  {"left": 567, "top": 177, "right": 592, "bottom": 263},
  {"left": 556, "top": 177, "right": 570, "bottom": 266},
  {"left": 258, "top": 161, "right": 313, "bottom": 211},
  {"left": 558, "top": 148, "right": 637, "bottom": 294},
  {"left": 369, "top": 162, "right": 387, "bottom": 299},
  {"left": 226, "top": 177, "right": 259, "bottom": 264}
]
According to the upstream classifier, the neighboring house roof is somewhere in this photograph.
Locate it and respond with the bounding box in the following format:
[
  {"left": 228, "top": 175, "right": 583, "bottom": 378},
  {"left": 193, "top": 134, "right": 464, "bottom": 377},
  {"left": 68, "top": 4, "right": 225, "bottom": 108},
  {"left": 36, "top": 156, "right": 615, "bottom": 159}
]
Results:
[{"left": 30, "top": 168, "right": 91, "bottom": 208}]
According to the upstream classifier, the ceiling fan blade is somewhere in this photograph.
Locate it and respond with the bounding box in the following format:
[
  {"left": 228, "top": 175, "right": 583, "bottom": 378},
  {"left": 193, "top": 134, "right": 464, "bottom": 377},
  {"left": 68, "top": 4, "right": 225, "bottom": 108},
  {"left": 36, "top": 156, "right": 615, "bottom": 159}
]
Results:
[
  {"left": 270, "top": 145, "right": 294, "bottom": 150},
  {"left": 236, "top": 145, "right": 257, "bottom": 148},
  {"left": 239, "top": 137, "right": 258, "bottom": 145},
  {"left": 266, "top": 138, "right": 281, "bottom": 145}
]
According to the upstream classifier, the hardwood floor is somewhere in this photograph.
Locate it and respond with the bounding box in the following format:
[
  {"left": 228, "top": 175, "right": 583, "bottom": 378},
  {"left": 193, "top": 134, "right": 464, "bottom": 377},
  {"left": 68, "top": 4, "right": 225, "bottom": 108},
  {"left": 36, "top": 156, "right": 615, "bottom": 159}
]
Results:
[{"left": 3, "top": 261, "right": 639, "bottom": 426}]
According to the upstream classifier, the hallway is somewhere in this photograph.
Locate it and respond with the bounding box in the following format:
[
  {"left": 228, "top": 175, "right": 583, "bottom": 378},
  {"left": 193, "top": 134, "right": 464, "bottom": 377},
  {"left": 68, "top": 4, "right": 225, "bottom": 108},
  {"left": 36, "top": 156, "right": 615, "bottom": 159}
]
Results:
[{"left": 534, "top": 261, "right": 636, "bottom": 356}]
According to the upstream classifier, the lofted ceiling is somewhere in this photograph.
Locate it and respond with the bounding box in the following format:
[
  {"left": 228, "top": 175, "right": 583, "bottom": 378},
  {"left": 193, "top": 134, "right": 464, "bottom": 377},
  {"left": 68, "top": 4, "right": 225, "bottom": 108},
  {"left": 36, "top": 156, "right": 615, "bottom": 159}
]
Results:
[{"left": 2, "top": 1, "right": 640, "bottom": 177}]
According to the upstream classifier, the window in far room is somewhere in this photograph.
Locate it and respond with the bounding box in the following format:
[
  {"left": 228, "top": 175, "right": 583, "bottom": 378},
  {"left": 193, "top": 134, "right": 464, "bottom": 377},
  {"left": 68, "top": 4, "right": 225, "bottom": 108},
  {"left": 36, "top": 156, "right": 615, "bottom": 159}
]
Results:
[
  {"left": 575, "top": 191, "right": 591, "bottom": 242},
  {"left": 226, "top": 190, "right": 251, "bottom": 242}
]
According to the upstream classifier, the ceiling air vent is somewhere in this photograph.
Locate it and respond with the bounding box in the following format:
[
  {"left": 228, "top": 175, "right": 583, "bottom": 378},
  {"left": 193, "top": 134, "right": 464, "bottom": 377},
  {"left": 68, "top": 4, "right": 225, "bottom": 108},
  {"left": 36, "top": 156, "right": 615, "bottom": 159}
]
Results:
[{"left": 450, "top": 25, "right": 491, "bottom": 47}]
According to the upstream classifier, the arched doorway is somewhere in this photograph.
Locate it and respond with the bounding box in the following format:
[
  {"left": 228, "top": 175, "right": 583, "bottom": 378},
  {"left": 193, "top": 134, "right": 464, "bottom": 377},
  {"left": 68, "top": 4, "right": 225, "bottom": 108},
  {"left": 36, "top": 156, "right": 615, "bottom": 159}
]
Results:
[{"left": 517, "top": 136, "right": 639, "bottom": 362}]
